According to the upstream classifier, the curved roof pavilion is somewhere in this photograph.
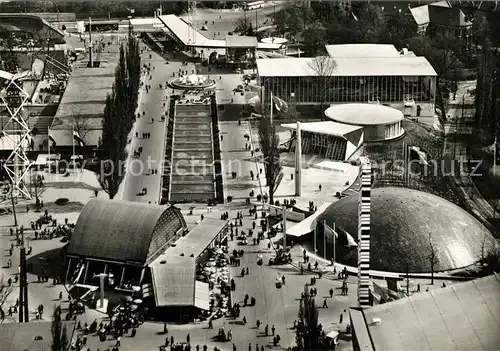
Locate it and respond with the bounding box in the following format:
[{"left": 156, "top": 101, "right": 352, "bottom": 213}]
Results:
[{"left": 67, "top": 199, "right": 187, "bottom": 265}]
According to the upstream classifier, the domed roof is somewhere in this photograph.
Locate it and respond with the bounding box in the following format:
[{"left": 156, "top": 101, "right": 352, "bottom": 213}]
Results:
[{"left": 317, "top": 188, "right": 497, "bottom": 273}]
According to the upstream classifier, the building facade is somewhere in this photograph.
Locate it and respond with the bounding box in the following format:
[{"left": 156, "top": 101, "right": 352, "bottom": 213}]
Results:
[
  {"left": 257, "top": 45, "right": 438, "bottom": 125},
  {"left": 65, "top": 199, "right": 187, "bottom": 295}
]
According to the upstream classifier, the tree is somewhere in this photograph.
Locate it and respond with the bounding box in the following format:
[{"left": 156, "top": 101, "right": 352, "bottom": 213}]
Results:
[
  {"left": 258, "top": 117, "right": 281, "bottom": 205},
  {"left": 233, "top": 15, "right": 252, "bottom": 35},
  {"left": 283, "top": 103, "right": 301, "bottom": 122},
  {"left": 475, "top": 37, "right": 496, "bottom": 131},
  {"left": 126, "top": 26, "right": 141, "bottom": 131},
  {"left": 407, "top": 34, "right": 463, "bottom": 119},
  {"left": 60, "top": 325, "right": 68, "bottom": 351},
  {"left": 73, "top": 114, "right": 92, "bottom": 142},
  {"left": 307, "top": 56, "right": 337, "bottom": 118},
  {"left": 296, "top": 286, "right": 321, "bottom": 350},
  {"left": 98, "top": 90, "right": 125, "bottom": 199},
  {"left": 51, "top": 305, "right": 63, "bottom": 351},
  {"left": 274, "top": 2, "right": 313, "bottom": 38},
  {"left": 0, "top": 31, "right": 19, "bottom": 72},
  {"left": 301, "top": 21, "right": 327, "bottom": 56},
  {"left": 97, "top": 29, "right": 140, "bottom": 199},
  {"left": 30, "top": 173, "right": 45, "bottom": 210}
]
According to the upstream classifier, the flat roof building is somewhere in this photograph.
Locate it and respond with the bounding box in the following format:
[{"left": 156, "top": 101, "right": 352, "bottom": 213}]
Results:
[
  {"left": 50, "top": 39, "right": 120, "bottom": 147},
  {"left": 324, "top": 44, "right": 400, "bottom": 58},
  {"left": 350, "top": 274, "right": 500, "bottom": 351},
  {"left": 324, "top": 104, "right": 405, "bottom": 142},
  {"left": 257, "top": 44, "right": 438, "bottom": 125},
  {"left": 66, "top": 200, "right": 229, "bottom": 319},
  {"left": 281, "top": 121, "right": 363, "bottom": 161}
]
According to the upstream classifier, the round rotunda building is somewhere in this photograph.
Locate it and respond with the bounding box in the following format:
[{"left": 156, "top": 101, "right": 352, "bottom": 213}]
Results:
[{"left": 324, "top": 103, "right": 404, "bottom": 142}]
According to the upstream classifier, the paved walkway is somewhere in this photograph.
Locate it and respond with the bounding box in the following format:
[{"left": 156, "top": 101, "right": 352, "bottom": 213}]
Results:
[{"left": 119, "top": 44, "right": 197, "bottom": 203}]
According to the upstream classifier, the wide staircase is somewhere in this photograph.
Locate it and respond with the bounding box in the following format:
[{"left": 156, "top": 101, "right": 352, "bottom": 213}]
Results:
[
  {"left": 33, "top": 115, "right": 55, "bottom": 133},
  {"left": 168, "top": 97, "right": 216, "bottom": 202}
]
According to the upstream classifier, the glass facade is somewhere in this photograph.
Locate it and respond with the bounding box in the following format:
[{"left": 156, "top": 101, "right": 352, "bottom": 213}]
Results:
[
  {"left": 301, "top": 131, "right": 347, "bottom": 161},
  {"left": 261, "top": 75, "right": 435, "bottom": 104}
]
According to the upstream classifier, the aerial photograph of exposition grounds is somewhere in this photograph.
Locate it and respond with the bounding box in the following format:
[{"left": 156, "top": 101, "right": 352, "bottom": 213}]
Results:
[{"left": 1, "top": 0, "right": 500, "bottom": 350}]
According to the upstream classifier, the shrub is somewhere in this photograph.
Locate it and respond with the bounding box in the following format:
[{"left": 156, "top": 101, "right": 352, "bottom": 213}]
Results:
[{"left": 54, "top": 198, "right": 69, "bottom": 205}]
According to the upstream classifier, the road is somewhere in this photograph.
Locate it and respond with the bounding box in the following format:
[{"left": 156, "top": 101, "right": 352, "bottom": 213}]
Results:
[
  {"left": 187, "top": 5, "right": 282, "bottom": 39},
  {"left": 119, "top": 43, "right": 197, "bottom": 203}
]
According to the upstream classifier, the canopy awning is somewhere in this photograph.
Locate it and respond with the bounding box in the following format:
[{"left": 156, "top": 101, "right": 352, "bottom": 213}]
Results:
[
  {"left": 194, "top": 281, "right": 210, "bottom": 310},
  {"left": 286, "top": 202, "right": 331, "bottom": 237}
]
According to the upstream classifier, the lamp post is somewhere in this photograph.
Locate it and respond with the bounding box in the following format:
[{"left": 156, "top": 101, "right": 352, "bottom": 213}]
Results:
[
  {"left": 93, "top": 273, "right": 109, "bottom": 308},
  {"left": 265, "top": 203, "right": 287, "bottom": 249}
]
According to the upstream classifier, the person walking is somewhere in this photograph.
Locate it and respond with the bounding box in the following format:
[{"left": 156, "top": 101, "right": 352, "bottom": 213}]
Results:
[
  {"left": 271, "top": 325, "right": 275, "bottom": 336},
  {"left": 323, "top": 299, "right": 328, "bottom": 308}
]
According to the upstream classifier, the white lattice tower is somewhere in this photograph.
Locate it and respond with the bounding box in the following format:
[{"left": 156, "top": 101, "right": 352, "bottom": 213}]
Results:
[{"left": 0, "top": 71, "right": 33, "bottom": 199}]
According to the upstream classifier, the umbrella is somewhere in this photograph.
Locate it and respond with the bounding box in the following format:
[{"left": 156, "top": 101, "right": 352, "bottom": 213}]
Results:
[
  {"left": 133, "top": 299, "right": 143, "bottom": 304},
  {"left": 130, "top": 304, "right": 138, "bottom": 311}
]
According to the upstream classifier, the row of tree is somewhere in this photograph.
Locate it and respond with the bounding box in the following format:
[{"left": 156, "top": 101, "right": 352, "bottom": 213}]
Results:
[
  {"left": 0, "top": 0, "right": 186, "bottom": 20},
  {"left": 98, "top": 28, "right": 141, "bottom": 199},
  {"left": 51, "top": 306, "right": 68, "bottom": 351},
  {"left": 0, "top": 31, "right": 19, "bottom": 73}
]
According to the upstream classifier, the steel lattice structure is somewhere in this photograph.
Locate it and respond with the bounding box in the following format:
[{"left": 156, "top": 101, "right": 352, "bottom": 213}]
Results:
[{"left": 0, "top": 70, "right": 33, "bottom": 199}]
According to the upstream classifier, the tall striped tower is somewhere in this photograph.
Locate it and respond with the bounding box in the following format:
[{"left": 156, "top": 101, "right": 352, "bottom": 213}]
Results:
[{"left": 357, "top": 160, "right": 372, "bottom": 307}]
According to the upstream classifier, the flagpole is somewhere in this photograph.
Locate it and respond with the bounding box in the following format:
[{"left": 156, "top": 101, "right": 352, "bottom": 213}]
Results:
[
  {"left": 494, "top": 135, "right": 497, "bottom": 178},
  {"left": 270, "top": 91, "right": 273, "bottom": 124},
  {"left": 47, "top": 127, "right": 50, "bottom": 178},
  {"left": 323, "top": 225, "right": 326, "bottom": 260},
  {"left": 72, "top": 127, "right": 75, "bottom": 173},
  {"left": 333, "top": 222, "right": 336, "bottom": 268},
  {"left": 313, "top": 221, "right": 316, "bottom": 257}
]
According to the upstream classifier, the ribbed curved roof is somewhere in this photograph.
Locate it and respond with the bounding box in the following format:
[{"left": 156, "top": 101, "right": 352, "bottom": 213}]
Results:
[
  {"left": 316, "top": 188, "right": 497, "bottom": 273},
  {"left": 67, "top": 199, "right": 185, "bottom": 264}
]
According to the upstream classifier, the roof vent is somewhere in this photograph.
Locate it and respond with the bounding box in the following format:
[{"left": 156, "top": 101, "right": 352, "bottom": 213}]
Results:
[
  {"left": 371, "top": 317, "right": 382, "bottom": 325},
  {"left": 160, "top": 260, "right": 166, "bottom": 264}
]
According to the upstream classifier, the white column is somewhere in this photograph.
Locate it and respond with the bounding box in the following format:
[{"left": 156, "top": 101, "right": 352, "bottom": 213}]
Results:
[
  {"left": 282, "top": 206, "right": 287, "bottom": 249},
  {"left": 99, "top": 274, "right": 105, "bottom": 308},
  {"left": 295, "top": 121, "right": 302, "bottom": 196}
]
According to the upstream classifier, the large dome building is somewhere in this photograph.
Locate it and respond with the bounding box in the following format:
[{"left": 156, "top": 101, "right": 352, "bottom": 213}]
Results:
[{"left": 314, "top": 188, "right": 497, "bottom": 273}]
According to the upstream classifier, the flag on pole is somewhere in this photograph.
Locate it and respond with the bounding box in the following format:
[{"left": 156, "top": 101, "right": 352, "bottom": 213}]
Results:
[
  {"left": 48, "top": 128, "right": 56, "bottom": 147},
  {"left": 26, "top": 134, "right": 34, "bottom": 150},
  {"left": 73, "top": 129, "right": 85, "bottom": 146},
  {"left": 272, "top": 94, "right": 289, "bottom": 113},
  {"left": 409, "top": 146, "right": 428, "bottom": 165},
  {"left": 324, "top": 222, "right": 357, "bottom": 247}
]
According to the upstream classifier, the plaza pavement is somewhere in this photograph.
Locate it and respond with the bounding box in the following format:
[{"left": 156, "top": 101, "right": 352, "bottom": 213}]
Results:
[
  {"left": 186, "top": 5, "right": 282, "bottom": 41},
  {"left": 119, "top": 43, "right": 197, "bottom": 203},
  {"left": 1, "top": 30, "right": 465, "bottom": 351}
]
